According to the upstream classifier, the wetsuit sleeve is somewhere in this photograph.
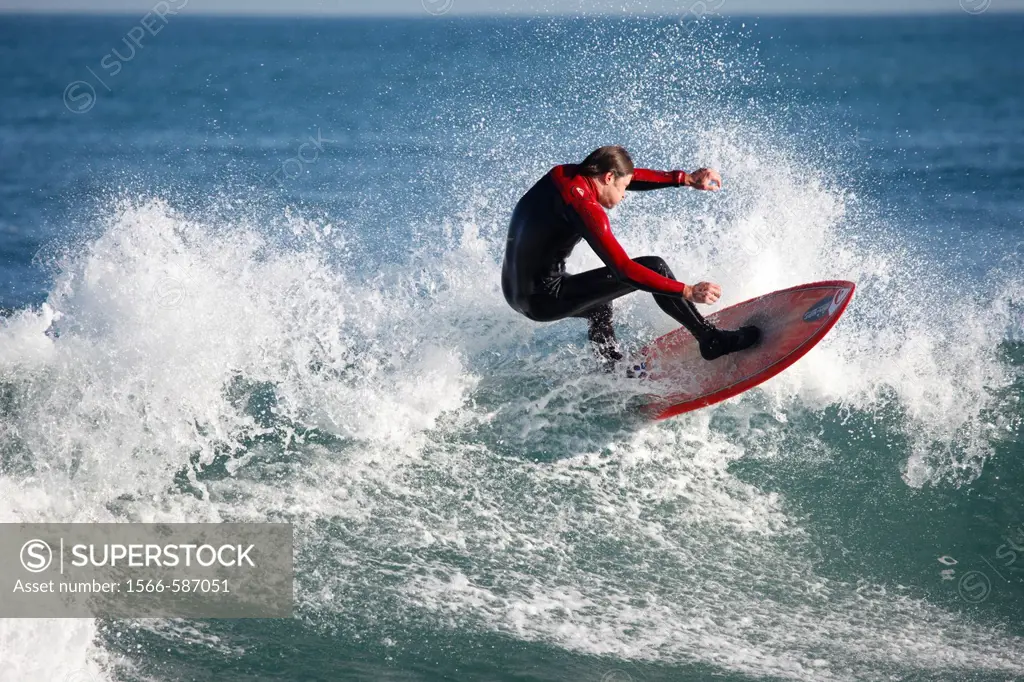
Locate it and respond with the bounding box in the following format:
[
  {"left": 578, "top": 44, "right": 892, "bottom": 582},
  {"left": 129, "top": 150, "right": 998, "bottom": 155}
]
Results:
[
  {"left": 568, "top": 199, "right": 686, "bottom": 296},
  {"left": 627, "top": 168, "right": 689, "bottom": 192}
]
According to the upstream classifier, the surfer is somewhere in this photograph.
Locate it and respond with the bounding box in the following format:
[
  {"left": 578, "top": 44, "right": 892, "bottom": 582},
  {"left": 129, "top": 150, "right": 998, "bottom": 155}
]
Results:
[{"left": 502, "top": 145, "right": 760, "bottom": 368}]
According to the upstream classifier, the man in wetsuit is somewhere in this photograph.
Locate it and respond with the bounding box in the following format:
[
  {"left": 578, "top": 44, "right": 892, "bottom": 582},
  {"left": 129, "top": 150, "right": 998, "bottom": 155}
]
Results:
[{"left": 502, "top": 145, "right": 760, "bottom": 368}]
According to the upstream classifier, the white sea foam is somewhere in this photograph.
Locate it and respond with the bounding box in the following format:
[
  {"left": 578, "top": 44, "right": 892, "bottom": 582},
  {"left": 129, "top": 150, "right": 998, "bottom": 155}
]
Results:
[{"left": 1, "top": 131, "right": 1022, "bottom": 681}]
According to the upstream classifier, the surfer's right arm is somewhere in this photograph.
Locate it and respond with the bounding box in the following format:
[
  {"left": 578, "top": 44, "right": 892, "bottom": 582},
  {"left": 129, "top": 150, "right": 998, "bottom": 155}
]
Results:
[
  {"left": 570, "top": 198, "right": 723, "bottom": 304},
  {"left": 567, "top": 196, "right": 688, "bottom": 297}
]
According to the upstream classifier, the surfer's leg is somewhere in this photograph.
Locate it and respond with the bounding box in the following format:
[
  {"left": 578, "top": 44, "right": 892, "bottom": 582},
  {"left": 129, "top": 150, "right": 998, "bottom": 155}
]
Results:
[
  {"left": 583, "top": 303, "right": 621, "bottom": 367},
  {"left": 525, "top": 258, "right": 760, "bottom": 364},
  {"left": 630, "top": 256, "right": 717, "bottom": 339},
  {"left": 528, "top": 268, "right": 633, "bottom": 319},
  {"left": 632, "top": 256, "right": 761, "bottom": 360},
  {"left": 529, "top": 259, "right": 716, "bottom": 361},
  {"left": 526, "top": 268, "right": 635, "bottom": 365}
]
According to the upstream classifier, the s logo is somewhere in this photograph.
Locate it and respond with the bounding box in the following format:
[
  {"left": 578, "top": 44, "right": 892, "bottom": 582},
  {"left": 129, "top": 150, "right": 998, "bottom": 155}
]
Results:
[
  {"left": 575, "top": 187, "right": 584, "bottom": 197},
  {"left": 827, "top": 288, "right": 850, "bottom": 316},
  {"left": 803, "top": 288, "right": 850, "bottom": 323}
]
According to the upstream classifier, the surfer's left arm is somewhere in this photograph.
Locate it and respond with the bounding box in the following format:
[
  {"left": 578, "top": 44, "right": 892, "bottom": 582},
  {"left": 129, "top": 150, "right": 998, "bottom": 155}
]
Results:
[{"left": 627, "top": 167, "right": 722, "bottom": 192}]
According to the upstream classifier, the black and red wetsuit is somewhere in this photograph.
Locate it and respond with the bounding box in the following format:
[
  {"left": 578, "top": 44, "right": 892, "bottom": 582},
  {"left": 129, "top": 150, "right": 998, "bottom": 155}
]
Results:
[{"left": 502, "top": 163, "right": 719, "bottom": 361}]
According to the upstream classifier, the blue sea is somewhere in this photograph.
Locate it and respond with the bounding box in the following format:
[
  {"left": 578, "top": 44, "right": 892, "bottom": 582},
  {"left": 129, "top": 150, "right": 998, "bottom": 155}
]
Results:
[{"left": 1, "top": 10, "right": 1023, "bottom": 682}]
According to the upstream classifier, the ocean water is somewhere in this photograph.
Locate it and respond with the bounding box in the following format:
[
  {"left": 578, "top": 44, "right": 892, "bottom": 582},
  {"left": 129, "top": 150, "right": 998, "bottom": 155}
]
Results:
[{"left": 1, "top": 11, "right": 1023, "bottom": 682}]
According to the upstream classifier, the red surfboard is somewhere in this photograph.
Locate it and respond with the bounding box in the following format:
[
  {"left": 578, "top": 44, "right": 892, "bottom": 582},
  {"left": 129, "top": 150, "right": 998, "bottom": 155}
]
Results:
[{"left": 638, "top": 280, "right": 855, "bottom": 419}]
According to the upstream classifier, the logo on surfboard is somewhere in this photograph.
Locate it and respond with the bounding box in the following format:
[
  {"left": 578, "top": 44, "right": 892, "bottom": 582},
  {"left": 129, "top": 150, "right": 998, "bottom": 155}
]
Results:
[{"left": 803, "top": 288, "right": 849, "bottom": 323}]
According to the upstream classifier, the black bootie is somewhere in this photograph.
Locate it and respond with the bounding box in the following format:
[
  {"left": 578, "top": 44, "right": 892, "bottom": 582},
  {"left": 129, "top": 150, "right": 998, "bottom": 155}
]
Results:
[{"left": 698, "top": 326, "right": 761, "bottom": 361}]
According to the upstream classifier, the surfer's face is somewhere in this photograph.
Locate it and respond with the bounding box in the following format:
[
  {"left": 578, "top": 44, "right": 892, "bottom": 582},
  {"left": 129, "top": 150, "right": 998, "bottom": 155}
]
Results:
[{"left": 595, "top": 172, "right": 632, "bottom": 209}]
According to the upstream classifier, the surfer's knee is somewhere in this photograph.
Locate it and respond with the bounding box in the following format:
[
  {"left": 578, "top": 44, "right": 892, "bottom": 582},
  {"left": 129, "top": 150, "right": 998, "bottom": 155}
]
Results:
[
  {"left": 634, "top": 255, "right": 675, "bottom": 280},
  {"left": 512, "top": 297, "right": 559, "bottom": 323}
]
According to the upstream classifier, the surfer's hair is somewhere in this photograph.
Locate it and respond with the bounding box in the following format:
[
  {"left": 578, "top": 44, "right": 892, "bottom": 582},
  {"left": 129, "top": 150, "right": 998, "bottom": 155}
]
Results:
[{"left": 578, "top": 145, "right": 635, "bottom": 178}]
